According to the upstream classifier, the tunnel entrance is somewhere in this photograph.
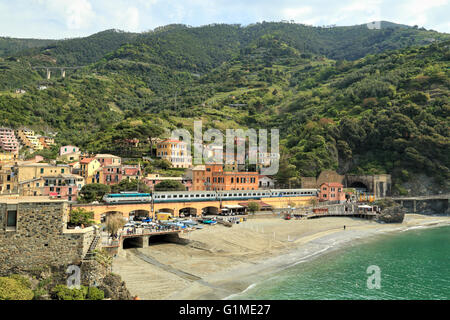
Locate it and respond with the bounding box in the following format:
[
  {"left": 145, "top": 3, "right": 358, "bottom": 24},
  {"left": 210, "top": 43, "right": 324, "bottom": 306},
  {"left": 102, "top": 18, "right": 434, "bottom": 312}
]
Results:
[
  {"left": 123, "top": 237, "right": 144, "bottom": 249},
  {"left": 148, "top": 234, "right": 175, "bottom": 246},
  {"left": 349, "top": 181, "right": 368, "bottom": 193}
]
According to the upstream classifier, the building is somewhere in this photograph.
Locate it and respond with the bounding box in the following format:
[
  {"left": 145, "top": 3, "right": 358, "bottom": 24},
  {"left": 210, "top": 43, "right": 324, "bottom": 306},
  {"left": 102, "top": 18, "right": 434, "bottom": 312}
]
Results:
[
  {"left": 0, "top": 196, "right": 97, "bottom": 274},
  {"left": 38, "top": 136, "right": 55, "bottom": 149},
  {"left": 80, "top": 158, "right": 102, "bottom": 184},
  {"left": 15, "top": 163, "right": 70, "bottom": 183},
  {"left": 0, "top": 128, "right": 20, "bottom": 154},
  {"left": 156, "top": 139, "right": 192, "bottom": 168},
  {"left": 259, "top": 175, "right": 275, "bottom": 189},
  {"left": 42, "top": 174, "right": 85, "bottom": 201},
  {"left": 192, "top": 164, "right": 259, "bottom": 191},
  {"left": 0, "top": 164, "right": 18, "bottom": 194},
  {"left": 319, "top": 182, "right": 346, "bottom": 203},
  {"left": 16, "top": 128, "right": 43, "bottom": 151},
  {"left": 60, "top": 145, "right": 80, "bottom": 156},
  {"left": 101, "top": 165, "right": 122, "bottom": 185},
  {"left": 94, "top": 154, "right": 121, "bottom": 166},
  {"left": 121, "top": 164, "right": 141, "bottom": 181},
  {"left": 0, "top": 152, "right": 17, "bottom": 163}
]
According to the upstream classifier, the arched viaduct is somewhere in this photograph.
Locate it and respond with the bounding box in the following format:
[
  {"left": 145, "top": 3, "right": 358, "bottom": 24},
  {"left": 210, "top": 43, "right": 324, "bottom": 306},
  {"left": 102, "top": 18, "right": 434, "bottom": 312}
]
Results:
[{"left": 72, "top": 195, "right": 316, "bottom": 223}]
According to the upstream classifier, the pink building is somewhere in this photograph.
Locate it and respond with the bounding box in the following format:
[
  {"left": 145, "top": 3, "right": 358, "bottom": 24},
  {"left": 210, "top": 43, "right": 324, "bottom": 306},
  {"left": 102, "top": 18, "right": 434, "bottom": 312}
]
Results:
[
  {"left": 319, "top": 182, "right": 346, "bottom": 203},
  {"left": 59, "top": 145, "right": 79, "bottom": 156},
  {"left": 94, "top": 154, "right": 121, "bottom": 166},
  {"left": 0, "top": 128, "right": 20, "bottom": 154},
  {"left": 102, "top": 165, "right": 122, "bottom": 185},
  {"left": 122, "top": 164, "right": 141, "bottom": 180},
  {"left": 42, "top": 173, "right": 85, "bottom": 202}
]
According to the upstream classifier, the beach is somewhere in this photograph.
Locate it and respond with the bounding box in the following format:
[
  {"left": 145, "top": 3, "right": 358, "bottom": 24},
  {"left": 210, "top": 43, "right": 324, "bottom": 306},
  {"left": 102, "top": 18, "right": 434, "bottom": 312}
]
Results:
[{"left": 111, "top": 213, "right": 450, "bottom": 300}]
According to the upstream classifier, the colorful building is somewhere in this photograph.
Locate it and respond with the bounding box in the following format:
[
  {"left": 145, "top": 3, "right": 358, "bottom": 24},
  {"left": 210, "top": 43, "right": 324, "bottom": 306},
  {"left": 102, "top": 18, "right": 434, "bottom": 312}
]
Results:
[
  {"left": 38, "top": 136, "right": 55, "bottom": 149},
  {"left": 319, "top": 182, "right": 346, "bottom": 203},
  {"left": 80, "top": 158, "right": 102, "bottom": 184},
  {"left": 94, "top": 154, "right": 121, "bottom": 166},
  {"left": 60, "top": 145, "right": 80, "bottom": 156},
  {"left": 192, "top": 164, "right": 259, "bottom": 191},
  {"left": 0, "top": 128, "right": 20, "bottom": 154},
  {"left": 156, "top": 139, "right": 192, "bottom": 168},
  {"left": 42, "top": 174, "right": 85, "bottom": 202},
  {"left": 17, "top": 129, "right": 43, "bottom": 151}
]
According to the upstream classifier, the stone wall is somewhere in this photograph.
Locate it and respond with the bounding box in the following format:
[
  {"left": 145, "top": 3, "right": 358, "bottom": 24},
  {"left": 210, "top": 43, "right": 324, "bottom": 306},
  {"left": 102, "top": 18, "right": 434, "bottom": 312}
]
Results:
[{"left": 0, "top": 200, "right": 95, "bottom": 275}]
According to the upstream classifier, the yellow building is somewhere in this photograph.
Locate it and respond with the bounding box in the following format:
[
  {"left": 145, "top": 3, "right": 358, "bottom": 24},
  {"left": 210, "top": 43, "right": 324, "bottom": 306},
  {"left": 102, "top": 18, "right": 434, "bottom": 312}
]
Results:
[
  {"left": 0, "top": 153, "right": 16, "bottom": 163},
  {"left": 0, "top": 164, "right": 18, "bottom": 194},
  {"left": 156, "top": 139, "right": 192, "bottom": 168},
  {"left": 15, "top": 163, "right": 70, "bottom": 183},
  {"left": 80, "top": 158, "right": 102, "bottom": 184},
  {"left": 17, "top": 129, "right": 43, "bottom": 151}
]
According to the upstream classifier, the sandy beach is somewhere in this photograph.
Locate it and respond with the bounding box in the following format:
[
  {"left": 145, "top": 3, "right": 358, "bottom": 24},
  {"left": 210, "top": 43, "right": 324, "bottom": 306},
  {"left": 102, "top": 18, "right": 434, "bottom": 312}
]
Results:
[{"left": 111, "top": 213, "right": 450, "bottom": 300}]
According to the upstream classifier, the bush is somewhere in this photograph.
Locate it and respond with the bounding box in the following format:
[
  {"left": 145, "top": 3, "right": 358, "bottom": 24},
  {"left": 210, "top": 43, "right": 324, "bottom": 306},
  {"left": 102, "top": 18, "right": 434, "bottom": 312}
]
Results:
[
  {"left": 87, "top": 286, "right": 105, "bottom": 300},
  {"left": 52, "top": 284, "right": 85, "bottom": 300},
  {"left": 0, "top": 277, "right": 34, "bottom": 300}
]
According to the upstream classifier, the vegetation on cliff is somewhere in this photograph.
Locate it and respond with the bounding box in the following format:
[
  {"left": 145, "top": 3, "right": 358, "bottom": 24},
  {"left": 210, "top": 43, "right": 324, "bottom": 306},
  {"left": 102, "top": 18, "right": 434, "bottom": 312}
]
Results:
[{"left": 0, "top": 22, "right": 449, "bottom": 193}]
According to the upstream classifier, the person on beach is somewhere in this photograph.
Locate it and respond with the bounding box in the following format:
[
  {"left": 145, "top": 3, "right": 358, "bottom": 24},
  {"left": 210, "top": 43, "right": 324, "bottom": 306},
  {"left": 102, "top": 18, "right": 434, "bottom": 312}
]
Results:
[{"left": 344, "top": 225, "right": 346, "bottom": 230}]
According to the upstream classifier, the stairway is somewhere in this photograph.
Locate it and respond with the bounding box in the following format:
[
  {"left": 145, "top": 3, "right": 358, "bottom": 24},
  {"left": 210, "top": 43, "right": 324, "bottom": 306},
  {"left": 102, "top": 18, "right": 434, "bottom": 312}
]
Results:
[{"left": 83, "top": 235, "right": 100, "bottom": 261}]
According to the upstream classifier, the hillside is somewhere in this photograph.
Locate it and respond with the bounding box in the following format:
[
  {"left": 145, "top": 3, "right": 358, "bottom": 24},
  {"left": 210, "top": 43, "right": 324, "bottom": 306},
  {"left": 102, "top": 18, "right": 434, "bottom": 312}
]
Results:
[{"left": 0, "top": 22, "right": 448, "bottom": 194}]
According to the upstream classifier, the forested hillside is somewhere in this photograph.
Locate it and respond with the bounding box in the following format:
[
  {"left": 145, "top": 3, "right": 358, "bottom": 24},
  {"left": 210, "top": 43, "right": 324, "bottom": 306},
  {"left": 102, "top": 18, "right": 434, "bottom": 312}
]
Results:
[{"left": 0, "top": 22, "right": 449, "bottom": 194}]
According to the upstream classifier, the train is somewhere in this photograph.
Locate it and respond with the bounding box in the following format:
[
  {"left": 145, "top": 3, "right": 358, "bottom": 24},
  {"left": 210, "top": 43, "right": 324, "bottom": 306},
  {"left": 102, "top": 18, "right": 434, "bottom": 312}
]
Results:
[{"left": 102, "top": 189, "right": 319, "bottom": 204}]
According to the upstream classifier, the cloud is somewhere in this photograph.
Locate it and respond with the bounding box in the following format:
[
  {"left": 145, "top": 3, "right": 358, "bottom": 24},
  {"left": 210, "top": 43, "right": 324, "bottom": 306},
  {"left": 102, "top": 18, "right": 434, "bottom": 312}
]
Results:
[
  {"left": 35, "top": 0, "right": 96, "bottom": 30},
  {"left": 1, "top": 0, "right": 449, "bottom": 39}
]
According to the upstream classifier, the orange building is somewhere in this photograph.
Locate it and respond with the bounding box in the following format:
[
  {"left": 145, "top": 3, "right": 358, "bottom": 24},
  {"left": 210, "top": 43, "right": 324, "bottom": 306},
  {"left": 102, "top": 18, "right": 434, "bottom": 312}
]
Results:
[
  {"left": 319, "top": 182, "right": 346, "bottom": 203},
  {"left": 192, "top": 164, "right": 258, "bottom": 191}
]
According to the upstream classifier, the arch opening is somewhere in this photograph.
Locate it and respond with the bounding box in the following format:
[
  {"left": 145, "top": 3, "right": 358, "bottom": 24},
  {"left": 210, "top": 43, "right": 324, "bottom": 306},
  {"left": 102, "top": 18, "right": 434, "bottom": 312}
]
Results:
[
  {"left": 202, "top": 206, "right": 219, "bottom": 215},
  {"left": 179, "top": 207, "right": 197, "bottom": 217},
  {"left": 157, "top": 208, "right": 174, "bottom": 214},
  {"left": 123, "top": 237, "right": 144, "bottom": 249},
  {"left": 130, "top": 209, "right": 151, "bottom": 221}
]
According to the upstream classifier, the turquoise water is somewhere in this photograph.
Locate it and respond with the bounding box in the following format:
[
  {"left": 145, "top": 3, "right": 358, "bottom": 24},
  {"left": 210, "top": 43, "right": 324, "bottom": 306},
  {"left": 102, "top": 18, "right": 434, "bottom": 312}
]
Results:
[{"left": 235, "top": 225, "right": 450, "bottom": 300}]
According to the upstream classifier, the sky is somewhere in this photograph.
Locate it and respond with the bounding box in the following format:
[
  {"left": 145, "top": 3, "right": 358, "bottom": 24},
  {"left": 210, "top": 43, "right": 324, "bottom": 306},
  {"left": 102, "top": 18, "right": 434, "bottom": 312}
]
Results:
[{"left": 0, "top": 0, "right": 449, "bottom": 39}]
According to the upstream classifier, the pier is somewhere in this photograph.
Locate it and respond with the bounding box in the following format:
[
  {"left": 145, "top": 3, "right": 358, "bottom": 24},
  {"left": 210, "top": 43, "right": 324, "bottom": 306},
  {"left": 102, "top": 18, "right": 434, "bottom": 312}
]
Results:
[{"left": 391, "top": 194, "right": 450, "bottom": 214}]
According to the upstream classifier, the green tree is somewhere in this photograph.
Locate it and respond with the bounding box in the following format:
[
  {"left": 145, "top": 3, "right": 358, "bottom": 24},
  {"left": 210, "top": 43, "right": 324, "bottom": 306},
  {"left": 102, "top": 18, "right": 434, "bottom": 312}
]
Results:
[
  {"left": 105, "top": 214, "right": 126, "bottom": 238},
  {"left": 69, "top": 208, "right": 95, "bottom": 227},
  {"left": 247, "top": 201, "right": 260, "bottom": 214},
  {"left": 110, "top": 179, "right": 151, "bottom": 193},
  {"left": 79, "top": 184, "right": 111, "bottom": 203},
  {"left": 154, "top": 180, "right": 186, "bottom": 191},
  {"left": 0, "top": 276, "right": 34, "bottom": 300}
]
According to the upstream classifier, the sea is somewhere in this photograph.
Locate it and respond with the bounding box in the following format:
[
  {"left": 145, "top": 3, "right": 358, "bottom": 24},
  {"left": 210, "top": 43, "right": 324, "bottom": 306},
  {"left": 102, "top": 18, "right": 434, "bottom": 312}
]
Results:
[{"left": 232, "top": 224, "right": 450, "bottom": 300}]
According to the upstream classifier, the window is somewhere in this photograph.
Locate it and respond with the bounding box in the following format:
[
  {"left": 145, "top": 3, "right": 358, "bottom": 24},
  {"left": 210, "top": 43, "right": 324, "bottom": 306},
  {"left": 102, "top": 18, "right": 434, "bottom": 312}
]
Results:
[
  {"left": 7, "top": 210, "right": 17, "bottom": 227},
  {"left": 40, "top": 168, "right": 44, "bottom": 174},
  {"left": 61, "top": 168, "right": 65, "bottom": 174}
]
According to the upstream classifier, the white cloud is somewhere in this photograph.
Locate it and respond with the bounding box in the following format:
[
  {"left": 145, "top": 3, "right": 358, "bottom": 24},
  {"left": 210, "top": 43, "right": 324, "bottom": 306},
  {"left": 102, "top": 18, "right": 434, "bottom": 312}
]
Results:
[
  {"left": 34, "top": 0, "right": 96, "bottom": 30},
  {"left": 1, "top": 0, "right": 449, "bottom": 39},
  {"left": 123, "top": 7, "right": 140, "bottom": 31},
  {"left": 281, "top": 6, "right": 313, "bottom": 21}
]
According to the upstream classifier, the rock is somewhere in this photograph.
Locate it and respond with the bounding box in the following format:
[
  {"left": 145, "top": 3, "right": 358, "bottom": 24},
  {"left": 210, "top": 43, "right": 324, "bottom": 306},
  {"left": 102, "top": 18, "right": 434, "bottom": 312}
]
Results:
[
  {"left": 377, "top": 205, "right": 406, "bottom": 223},
  {"left": 98, "top": 273, "right": 132, "bottom": 300}
]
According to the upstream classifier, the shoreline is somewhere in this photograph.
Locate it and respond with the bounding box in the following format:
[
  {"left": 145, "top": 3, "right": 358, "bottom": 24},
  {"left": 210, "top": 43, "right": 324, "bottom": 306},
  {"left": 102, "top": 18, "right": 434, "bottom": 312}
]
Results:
[{"left": 111, "top": 214, "right": 450, "bottom": 300}]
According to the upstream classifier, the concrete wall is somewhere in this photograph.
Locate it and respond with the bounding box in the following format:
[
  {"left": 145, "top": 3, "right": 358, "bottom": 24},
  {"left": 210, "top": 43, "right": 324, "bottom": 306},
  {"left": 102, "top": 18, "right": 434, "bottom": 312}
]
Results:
[{"left": 0, "top": 200, "right": 95, "bottom": 275}]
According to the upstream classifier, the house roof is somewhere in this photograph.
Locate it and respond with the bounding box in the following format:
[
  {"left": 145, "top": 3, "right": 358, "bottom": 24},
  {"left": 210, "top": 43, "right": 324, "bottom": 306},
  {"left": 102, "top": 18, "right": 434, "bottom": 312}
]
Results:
[
  {"left": 320, "top": 182, "right": 343, "bottom": 187},
  {"left": 95, "top": 154, "right": 120, "bottom": 158},
  {"left": 80, "top": 158, "right": 96, "bottom": 164}
]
